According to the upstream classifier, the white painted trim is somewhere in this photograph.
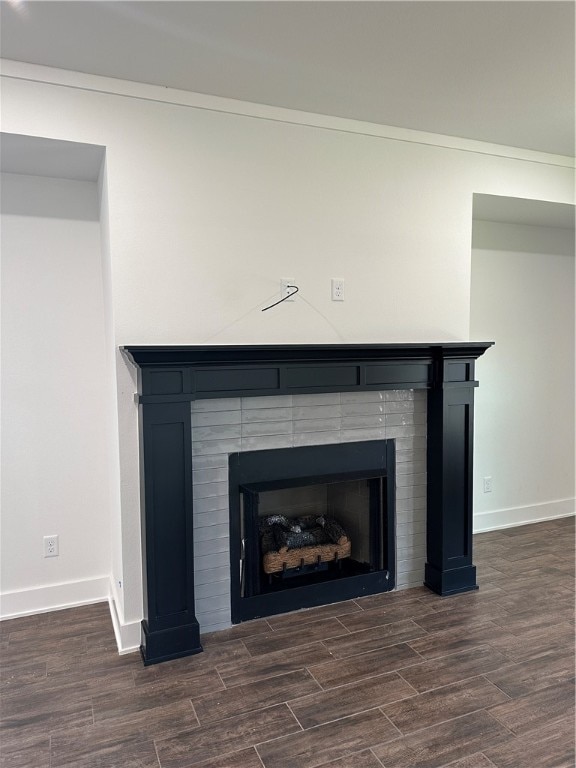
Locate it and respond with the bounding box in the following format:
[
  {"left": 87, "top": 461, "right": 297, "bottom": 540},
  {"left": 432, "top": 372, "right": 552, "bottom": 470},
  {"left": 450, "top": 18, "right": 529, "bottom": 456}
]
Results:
[
  {"left": 0, "top": 576, "right": 109, "bottom": 620},
  {"left": 108, "top": 591, "right": 141, "bottom": 655},
  {"left": 1, "top": 58, "right": 574, "bottom": 169},
  {"left": 473, "top": 498, "right": 575, "bottom": 533}
]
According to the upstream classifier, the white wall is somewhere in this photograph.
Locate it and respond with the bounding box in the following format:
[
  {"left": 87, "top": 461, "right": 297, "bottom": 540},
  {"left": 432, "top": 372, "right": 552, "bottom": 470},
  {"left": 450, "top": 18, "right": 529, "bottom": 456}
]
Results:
[
  {"left": 1, "top": 63, "right": 573, "bottom": 646},
  {"left": 471, "top": 220, "right": 575, "bottom": 531},
  {"left": 0, "top": 172, "right": 113, "bottom": 616}
]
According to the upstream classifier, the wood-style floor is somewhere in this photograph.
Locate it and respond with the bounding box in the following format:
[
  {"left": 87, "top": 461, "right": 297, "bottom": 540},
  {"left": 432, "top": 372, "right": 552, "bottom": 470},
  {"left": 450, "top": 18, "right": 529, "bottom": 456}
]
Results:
[{"left": 1, "top": 517, "right": 574, "bottom": 768}]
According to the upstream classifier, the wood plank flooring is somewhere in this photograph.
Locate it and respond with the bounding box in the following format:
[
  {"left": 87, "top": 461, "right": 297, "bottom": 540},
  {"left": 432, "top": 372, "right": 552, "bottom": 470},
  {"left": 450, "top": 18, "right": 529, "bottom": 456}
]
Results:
[{"left": 0, "top": 517, "right": 574, "bottom": 768}]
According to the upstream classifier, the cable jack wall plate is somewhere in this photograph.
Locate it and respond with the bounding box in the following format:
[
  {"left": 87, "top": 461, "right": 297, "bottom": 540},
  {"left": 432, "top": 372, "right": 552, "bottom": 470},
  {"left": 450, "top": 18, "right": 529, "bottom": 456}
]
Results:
[{"left": 281, "top": 278, "right": 296, "bottom": 301}]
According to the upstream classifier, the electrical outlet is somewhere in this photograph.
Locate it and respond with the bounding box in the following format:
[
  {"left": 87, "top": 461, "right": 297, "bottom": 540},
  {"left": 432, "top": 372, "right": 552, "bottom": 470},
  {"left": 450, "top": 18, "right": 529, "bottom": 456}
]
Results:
[
  {"left": 483, "top": 477, "right": 493, "bottom": 493},
  {"left": 280, "top": 278, "right": 296, "bottom": 302},
  {"left": 331, "top": 278, "right": 345, "bottom": 301},
  {"left": 43, "top": 534, "right": 59, "bottom": 557}
]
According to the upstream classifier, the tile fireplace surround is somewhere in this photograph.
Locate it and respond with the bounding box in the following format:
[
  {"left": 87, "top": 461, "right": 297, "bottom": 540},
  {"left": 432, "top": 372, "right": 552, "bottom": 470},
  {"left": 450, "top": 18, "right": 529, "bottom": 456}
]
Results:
[{"left": 123, "top": 343, "right": 492, "bottom": 665}]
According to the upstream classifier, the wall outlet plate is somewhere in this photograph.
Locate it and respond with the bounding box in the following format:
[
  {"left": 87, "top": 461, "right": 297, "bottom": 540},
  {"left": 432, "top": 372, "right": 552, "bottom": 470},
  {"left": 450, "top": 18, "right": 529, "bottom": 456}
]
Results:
[
  {"left": 331, "top": 278, "right": 344, "bottom": 301},
  {"left": 482, "top": 477, "right": 493, "bottom": 493},
  {"left": 44, "top": 534, "right": 59, "bottom": 557}
]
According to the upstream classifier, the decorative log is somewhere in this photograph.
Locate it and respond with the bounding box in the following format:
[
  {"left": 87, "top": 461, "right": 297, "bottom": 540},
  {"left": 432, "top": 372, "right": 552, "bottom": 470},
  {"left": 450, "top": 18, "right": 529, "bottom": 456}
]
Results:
[{"left": 262, "top": 539, "right": 351, "bottom": 574}]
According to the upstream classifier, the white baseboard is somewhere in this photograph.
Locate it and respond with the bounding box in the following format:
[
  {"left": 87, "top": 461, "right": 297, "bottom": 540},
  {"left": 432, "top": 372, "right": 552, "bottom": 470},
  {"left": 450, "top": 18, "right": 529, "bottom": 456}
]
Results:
[
  {"left": 0, "top": 576, "right": 110, "bottom": 620},
  {"left": 108, "top": 589, "right": 141, "bottom": 654},
  {"left": 474, "top": 498, "right": 575, "bottom": 533}
]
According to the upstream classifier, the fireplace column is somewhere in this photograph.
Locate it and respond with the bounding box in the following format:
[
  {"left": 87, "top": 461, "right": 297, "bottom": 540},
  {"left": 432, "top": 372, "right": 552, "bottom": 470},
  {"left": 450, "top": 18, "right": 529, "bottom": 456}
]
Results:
[
  {"left": 425, "top": 351, "right": 479, "bottom": 595},
  {"left": 139, "top": 401, "right": 202, "bottom": 665}
]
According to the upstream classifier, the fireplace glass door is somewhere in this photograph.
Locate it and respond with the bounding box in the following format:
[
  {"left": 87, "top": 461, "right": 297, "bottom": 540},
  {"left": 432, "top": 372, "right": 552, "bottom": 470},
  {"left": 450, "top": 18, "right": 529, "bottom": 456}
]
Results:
[
  {"left": 240, "top": 472, "right": 385, "bottom": 598},
  {"left": 229, "top": 440, "right": 395, "bottom": 622}
]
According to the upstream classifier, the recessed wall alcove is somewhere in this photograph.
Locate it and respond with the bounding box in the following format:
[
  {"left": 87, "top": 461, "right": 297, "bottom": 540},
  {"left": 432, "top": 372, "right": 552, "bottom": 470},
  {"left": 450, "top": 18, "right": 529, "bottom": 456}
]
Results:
[{"left": 123, "top": 342, "right": 492, "bottom": 665}]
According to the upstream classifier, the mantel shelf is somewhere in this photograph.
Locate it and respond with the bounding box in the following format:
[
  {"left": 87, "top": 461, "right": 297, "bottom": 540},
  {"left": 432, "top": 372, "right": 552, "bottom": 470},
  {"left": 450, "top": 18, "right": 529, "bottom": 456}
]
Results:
[{"left": 122, "top": 342, "right": 493, "bottom": 404}]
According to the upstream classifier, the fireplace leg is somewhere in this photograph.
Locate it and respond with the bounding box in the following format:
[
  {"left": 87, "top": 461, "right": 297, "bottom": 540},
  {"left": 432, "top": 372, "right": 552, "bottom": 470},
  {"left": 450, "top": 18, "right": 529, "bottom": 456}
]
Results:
[
  {"left": 425, "top": 360, "right": 479, "bottom": 596},
  {"left": 139, "top": 402, "right": 202, "bottom": 664}
]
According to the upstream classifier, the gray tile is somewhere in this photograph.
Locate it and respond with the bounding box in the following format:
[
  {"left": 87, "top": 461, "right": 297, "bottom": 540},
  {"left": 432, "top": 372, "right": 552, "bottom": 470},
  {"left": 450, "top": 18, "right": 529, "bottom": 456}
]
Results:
[
  {"left": 396, "top": 559, "right": 425, "bottom": 578},
  {"left": 197, "top": 607, "right": 231, "bottom": 629},
  {"left": 397, "top": 485, "right": 426, "bottom": 500},
  {"left": 395, "top": 436, "right": 426, "bottom": 451},
  {"left": 241, "top": 421, "right": 293, "bottom": 437},
  {"left": 387, "top": 425, "right": 426, "bottom": 439},
  {"left": 195, "top": 500, "right": 230, "bottom": 522},
  {"left": 341, "top": 415, "right": 386, "bottom": 429},
  {"left": 397, "top": 521, "right": 426, "bottom": 538},
  {"left": 384, "top": 400, "right": 418, "bottom": 414},
  {"left": 293, "top": 431, "right": 342, "bottom": 447},
  {"left": 192, "top": 410, "right": 242, "bottom": 427},
  {"left": 396, "top": 497, "right": 426, "bottom": 513},
  {"left": 192, "top": 454, "right": 229, "bottom": 470},
  {"left": 241, "top": 407, "right": 293, "bottom": 423},
  {"left": 194, "top": 509, "right": 230, "bottom": 528},
  {"left": 196, "top": 594, "right": 230, "bottom": 614},
  {"left": 341, "top": 427, "right": 386, "bottom": 442},
  {"left": 199, "top": 620, "right": 232, "bottom": 634},
  {"left": 384, "top": 390, "right": 416, "bottom": 401},
  {"left": 397, "top": 473, "right": 427, "bottom": 488},
  {"left": 341, "top": 402, "right": 386, "bottom": 417},
  {"left": 397, "top": 461, "right": 427, "bottom": 475},
  {"left": 195, "top": 566, "right": 230, "bottom": 586},
  {"left": 193, "top": 467, "right": 228, "bottom": 485},
  {"left": 195, "top": 580, "right": 230, "bottom": 600},
  {"left": 396, "top": 449, "right": 424, "bottom": 464},
  {"left": 193, "top": 398, "right": 241, "bottom": 412},
  {"left": 195, "top": 552, "right": 229, "bottom": 571},
  {"left": 192, "top": 424, "right": 242, "bottom": 442},
  {"left": 397, "top": 572, "right": 424, "bottom": 588},
  {"left": 194, "top": 482, "right": 228, "bottom": 500},
  {"left": 397, "top": 544, "right": 426, "bottom": 562},
  {"left": 241, "top": 434, "right": 294, "bottom": 451},
  {"left": 397, "top": 509, "right": 426, "bottom": 524},
  {"left": 386, "top": 412, "right": 426, "bottom": 427},
  {"left": 194, "top": 537, "right": 229, "bottom": 557},
  {"left": 398, "top": 557, "right": 426, "bottom": 575},
  {"left": 292, "top": 393, "right": 341, "bottom": 406},
  {"left": 293, "top": 418, "right": 342, "bottom": 433},
  {"left": 396, "top": 557, "right": 426, "bottom": 581},
  {"left": 341, "top": 391, "right": 386, "bottom": 403},
  {"left": 194, "top": 524, "right": 229, "bottom": 542},
  {"left": 192, "top": 438, "right": 242, "bottom": 455},
  {"left": 398, "top": 532, "right": 426, "bottom": 550},
  {"left": 293, "top": 404, "right": 342, "bottom": 420},
  {"left": 242, "top": 396, "right": 293, "bottom": 409},
  {"left": 193, "top": 495, "right": 228, "bottom": 514}
]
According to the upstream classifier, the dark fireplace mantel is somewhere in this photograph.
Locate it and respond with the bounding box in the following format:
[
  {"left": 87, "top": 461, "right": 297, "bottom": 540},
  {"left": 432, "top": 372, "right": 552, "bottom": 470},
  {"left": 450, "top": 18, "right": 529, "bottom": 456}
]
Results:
[{"left": 123, "top": 342, "right": 493, "bottom": 665}]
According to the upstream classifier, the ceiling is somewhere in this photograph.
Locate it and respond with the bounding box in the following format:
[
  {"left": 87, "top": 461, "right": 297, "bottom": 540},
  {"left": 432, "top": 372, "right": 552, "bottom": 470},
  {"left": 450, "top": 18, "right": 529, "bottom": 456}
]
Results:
[{"left": 1, "top": 1, "right": 574, "bottom": 156}]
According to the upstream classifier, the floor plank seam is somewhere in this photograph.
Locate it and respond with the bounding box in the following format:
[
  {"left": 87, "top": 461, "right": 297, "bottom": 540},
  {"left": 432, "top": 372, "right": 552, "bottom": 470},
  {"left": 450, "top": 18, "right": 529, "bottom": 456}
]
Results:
[{"left": 284, "top": 701, "right": 305, "bottom": 731}]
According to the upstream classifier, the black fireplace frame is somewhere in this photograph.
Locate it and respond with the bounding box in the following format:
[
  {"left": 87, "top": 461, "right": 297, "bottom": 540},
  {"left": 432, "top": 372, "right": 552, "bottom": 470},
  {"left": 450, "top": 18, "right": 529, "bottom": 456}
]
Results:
[
  {"left": 229, "top": 440, "right": 396, "bottom": 623},
  {"left": 122, "top": 342, "right": 493, "bottom": 665}
]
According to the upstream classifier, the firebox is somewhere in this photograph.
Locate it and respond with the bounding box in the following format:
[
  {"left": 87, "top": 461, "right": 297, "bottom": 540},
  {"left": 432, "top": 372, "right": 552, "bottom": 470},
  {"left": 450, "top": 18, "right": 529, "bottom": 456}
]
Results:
[{"left": 229, "top": 440, "right": 395, "bottom": 622}]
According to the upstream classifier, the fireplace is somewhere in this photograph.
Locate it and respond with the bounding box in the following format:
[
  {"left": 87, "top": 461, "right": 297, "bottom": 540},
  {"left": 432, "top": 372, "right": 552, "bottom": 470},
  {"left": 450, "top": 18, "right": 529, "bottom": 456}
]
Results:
[
  {"left": 123, "top": 342, "right": 492, "bottom": 665},
  {"left": 229, "top": 440, "right": 396, "bottom": 622}
]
